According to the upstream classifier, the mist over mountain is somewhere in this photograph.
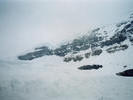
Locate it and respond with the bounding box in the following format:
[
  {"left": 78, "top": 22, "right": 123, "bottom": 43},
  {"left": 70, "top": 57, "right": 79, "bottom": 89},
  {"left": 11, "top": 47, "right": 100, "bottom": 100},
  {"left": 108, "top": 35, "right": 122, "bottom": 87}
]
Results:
[{"left": 18, "top": 13, "right": 133, "bottom": 63}]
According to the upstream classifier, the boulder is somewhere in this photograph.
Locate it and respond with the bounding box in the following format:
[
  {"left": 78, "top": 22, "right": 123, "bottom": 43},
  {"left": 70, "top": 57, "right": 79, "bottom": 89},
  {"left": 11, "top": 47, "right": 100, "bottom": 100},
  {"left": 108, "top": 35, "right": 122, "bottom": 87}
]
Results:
[
  {"left": 116, "top": 69, "right": 133, "bottom": 77},
  {"left": 78, "top": 64, "right": 103, "bottom": 70},
  {"left": 91, "top": 49, "right": 102, "bottom": 56}
]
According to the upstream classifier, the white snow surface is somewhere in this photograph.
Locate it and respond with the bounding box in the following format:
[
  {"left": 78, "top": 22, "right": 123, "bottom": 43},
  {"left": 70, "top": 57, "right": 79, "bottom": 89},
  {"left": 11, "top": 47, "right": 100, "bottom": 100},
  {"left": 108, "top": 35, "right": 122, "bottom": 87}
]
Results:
[{"left": 0, "top": 43, "right": 133, "bottom": 100}]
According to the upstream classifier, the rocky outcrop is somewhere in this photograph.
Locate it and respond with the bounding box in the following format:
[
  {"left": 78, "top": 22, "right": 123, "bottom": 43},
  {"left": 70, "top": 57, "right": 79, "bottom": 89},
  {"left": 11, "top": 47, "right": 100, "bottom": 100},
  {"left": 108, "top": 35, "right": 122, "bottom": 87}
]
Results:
[
  {"left": 91, "top": 48, "right": 102, "bottom": 56},
  {"left": 18, "top": 46, "right": 53, "bottom": 60},
  {"left": 116, "top": 69, "right": 133, "bottom": 77},
  {"left": 64, "top": 55, "right": 84, "bottom": 62},
  {"left": 106, "top": 44, "right": 128, "bottom": 53},
  {"left": 100, "top": 33, "right": 127, "bottom": 47},
  {"left": 78, "top": 64, "right": 103, "bottom": 70}
]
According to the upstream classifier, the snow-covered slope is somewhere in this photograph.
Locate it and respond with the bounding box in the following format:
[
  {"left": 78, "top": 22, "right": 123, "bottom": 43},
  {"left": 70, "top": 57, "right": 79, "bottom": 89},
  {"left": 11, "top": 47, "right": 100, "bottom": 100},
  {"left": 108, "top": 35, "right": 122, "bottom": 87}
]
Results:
[
  {"left": 0, "top": 43, "right": 133, "bottom": 100},
  {"left": 0, "top": 14, "right": 133, "bottom": 100}
]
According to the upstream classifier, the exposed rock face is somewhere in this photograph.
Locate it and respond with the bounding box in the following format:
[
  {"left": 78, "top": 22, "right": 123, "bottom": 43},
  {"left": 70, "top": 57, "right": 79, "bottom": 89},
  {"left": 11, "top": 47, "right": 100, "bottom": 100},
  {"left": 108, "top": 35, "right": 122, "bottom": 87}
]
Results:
[
  {"left": 63, "top": 55, "right": 84, "bottom": 62},
  {"left": 100, "top": 33, "right": 127, "bottom": 47},
  {"left": 18, "top": 46, "right": 53, "bottom": 60},
  {"left": 106, "top": 44, "right": 128, "bottom": 53},
  {"left": 91, "top": 49, "right": 102, "bottom": 56},
  {"left": 78, "top": 64, "right": 103, "bottom": 70},
  {"left": 116, "top": 69, "right": 133, "bottom": 77},
  {"left": 54, "top": 44, "right": 71, "bottom": 57},
  {"left": 63, "top": 57, "right": 73, "bottom": 62}
]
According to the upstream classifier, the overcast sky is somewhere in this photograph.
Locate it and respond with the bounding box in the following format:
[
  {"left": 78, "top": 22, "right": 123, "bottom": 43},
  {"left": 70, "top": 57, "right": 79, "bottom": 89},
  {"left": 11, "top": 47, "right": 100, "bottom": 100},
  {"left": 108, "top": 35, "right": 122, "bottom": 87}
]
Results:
[{"left": 0, "top": 0, "right": 133, "bottom": 59}]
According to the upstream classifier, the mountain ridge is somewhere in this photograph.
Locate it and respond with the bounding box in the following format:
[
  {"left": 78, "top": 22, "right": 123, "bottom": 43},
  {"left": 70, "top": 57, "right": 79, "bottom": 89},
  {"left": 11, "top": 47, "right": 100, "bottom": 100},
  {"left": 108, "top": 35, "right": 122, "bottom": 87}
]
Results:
[{"left": 18, "top": 13, "right": 133, "bottom": 62}]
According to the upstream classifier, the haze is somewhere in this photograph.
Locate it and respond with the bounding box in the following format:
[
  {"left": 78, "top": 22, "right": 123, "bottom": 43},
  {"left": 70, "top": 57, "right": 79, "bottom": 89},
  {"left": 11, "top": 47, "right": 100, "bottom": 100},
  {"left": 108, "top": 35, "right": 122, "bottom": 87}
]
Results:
[{"left": 0, "top": 0, "right": 133, "bottom": 59}]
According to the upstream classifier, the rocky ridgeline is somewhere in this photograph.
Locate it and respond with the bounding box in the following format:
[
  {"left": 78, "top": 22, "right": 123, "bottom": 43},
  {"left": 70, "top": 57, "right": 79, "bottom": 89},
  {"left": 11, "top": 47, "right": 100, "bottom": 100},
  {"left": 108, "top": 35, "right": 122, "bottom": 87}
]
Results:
[
  {"left": 18, "top": 14, "right": 133, "bottom": 62},
  {"left": 18, "top": 46, "right": 53, "bottom": 60}
]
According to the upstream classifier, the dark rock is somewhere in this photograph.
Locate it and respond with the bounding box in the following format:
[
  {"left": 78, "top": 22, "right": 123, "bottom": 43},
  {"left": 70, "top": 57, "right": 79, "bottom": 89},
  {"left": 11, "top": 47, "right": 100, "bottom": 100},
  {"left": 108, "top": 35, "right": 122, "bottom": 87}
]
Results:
[
  {"left": 64, "top": 57, "right": 72, "bottom": 62},
  {"left": 71, "top": 38, "right": 90, "bottom": 51},
  {"left": 64, "top": 55, "right": 84, "bottom": 62},
  {"left": 127, "top": 28, "right": 133, "bottom": 33},
  {"left": 91, "top": 49, "right": 102, "bottom": 56},
  {"left": 131, "top": 20, "right": 133, "bottom": 24},
  {"left": 72, "top": 55, "right": 84, "bottom": 62},
  {"left": 101, "top": 33, "right": 127, "bottom": 47},
  {"left": 85, "top": 53, "right": 91, "bottom": 58},
  {"left": 129, "top": 36, "right": 133, "bottom": 42},
  {"left": 120, "top": 28, "right": 126, "bottom": 33},
  {"left": 116, "top": 21, "right": 127, "bottom": 27},
  {"left": 72, "top": 51, "right": 78, "bottom": 54},
  {"left": 92, "top": 28, "right": 100, "bottom": 33},
  {"left": 106, "top": 44, "right": 128, "bottom": 53},
  {"left": 18, "top": 53, "right": 34, "bottom": 60},
  {"left": 18, "top": 46, "right": 53, "bottom": 60},
  {"left": 116, "top": 69, "right": 133, "bottom": 77},
  {"left": 54, "top": 44, "right": 71, "bottom": 57},
  {"left": 35, "top": 46, "right": 49, "bottom": 50},
  {"left": 123, "top": 65, "right": 127, "bottom": 68},
  {"left": 124, "top": 24, "right": 131, "bottom": 29},
  {"left": 78, "top": 64, "right": 103, "bottom": 70}
]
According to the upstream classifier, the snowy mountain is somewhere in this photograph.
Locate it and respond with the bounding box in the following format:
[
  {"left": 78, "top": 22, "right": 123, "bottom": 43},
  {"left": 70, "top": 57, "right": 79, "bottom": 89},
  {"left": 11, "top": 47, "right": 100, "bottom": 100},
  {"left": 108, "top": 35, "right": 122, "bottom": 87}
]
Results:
[
  {"left": 0, "top": 14, "right": 133, "bottom": 100},
  {"left": 18, "top": 13, "right": 133, "bottom": 63}
]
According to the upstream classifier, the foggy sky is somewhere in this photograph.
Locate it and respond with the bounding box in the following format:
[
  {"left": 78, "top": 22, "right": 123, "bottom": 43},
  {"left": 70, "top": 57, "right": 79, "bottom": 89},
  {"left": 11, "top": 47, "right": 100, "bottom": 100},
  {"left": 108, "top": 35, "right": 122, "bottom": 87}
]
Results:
[{"left": 0, "top": 0, "right": 133, "bottom": 59}]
